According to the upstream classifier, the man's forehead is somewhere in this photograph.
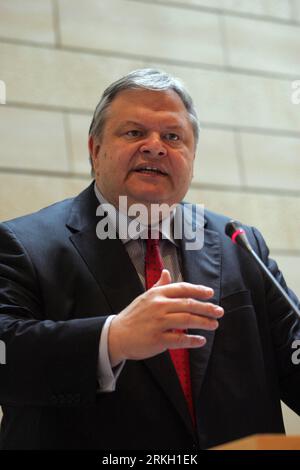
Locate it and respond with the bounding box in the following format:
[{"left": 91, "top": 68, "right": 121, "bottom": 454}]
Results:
[
  {"left": 106, "top": 89, "right": 190, "bottom": 127},
  {"left": 110, "top": 88, "right": 186, "bottom": 112}
]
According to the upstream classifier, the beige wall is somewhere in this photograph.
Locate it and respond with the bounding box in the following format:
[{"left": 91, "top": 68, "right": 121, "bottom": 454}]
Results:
[{"left": 0, "top": 0, "right": 299, "bottom": 436}]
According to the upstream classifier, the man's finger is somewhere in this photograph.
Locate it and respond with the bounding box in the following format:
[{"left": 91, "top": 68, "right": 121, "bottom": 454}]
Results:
[
  {"left": 163, "top": 312, "right": 220, "bottom": 331},
  {"left": 166, "top": 298, "right": 224, "bottom": 318},
  {"left": 155, "top": 282, "right": 214, "bottom": 300},
  {"left": 153, "top": 269, "right": 172, "bottom": 287},
  {"left": 164, "top": 331, "right": 207, "bottom": 349}
]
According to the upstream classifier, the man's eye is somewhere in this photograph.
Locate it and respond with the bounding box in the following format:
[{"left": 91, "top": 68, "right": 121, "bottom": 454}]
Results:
[
  {"left": 165, "top": 133, "right": 180, "bottom": 141},
  {"left": 126, "top": 130, "right": 143, "bottom": 138}
]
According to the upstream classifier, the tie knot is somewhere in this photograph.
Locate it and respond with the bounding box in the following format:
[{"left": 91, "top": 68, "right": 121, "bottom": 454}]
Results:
[{"left": 146, "top": 229, "right": 161, "bottom": 248}]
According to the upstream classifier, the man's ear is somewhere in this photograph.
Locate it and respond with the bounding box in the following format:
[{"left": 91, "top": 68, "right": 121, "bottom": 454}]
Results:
[
  {"left": 88, "top": 135, "right": 96, "bottom": 158},
  {"left": 88, "top": 135, "right": 101, "bottom": 166},
  {"left": 88, "top": 135, "right": 93, "bottom": 156}
]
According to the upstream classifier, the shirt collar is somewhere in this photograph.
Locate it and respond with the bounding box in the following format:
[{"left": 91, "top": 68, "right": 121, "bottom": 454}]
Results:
[{"left": 94, "top": 182, "right": 178, "bottom": 246}]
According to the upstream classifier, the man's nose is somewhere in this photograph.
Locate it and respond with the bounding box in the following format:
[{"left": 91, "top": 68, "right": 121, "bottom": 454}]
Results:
[{"left": 139, "top": 134, "right": 167, "bottom": 158}]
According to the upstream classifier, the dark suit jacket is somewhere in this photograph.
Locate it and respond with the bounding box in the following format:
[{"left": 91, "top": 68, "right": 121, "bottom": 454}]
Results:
[{"left": 0, "top": 182, "right": 299, "bottom": 450}]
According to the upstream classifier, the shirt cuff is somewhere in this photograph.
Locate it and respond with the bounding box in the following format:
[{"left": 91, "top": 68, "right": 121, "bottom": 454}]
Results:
[{"left": 97, "top": 314, "right": 126, "bottom": 392}]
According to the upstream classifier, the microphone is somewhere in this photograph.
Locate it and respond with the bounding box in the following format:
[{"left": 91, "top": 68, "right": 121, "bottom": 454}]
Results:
[{"left": 225, "top": 220, "right": 300, "bottom": 317}]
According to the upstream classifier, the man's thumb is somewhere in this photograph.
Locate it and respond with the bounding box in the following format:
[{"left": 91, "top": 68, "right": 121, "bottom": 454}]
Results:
[{"left": 154, "top": 269, "right": 172, "bottom": 286}]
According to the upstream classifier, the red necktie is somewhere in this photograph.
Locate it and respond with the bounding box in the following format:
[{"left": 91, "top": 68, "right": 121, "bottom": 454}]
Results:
[{"left": 144, "top": 233, "right": 195, "bottom": 425}]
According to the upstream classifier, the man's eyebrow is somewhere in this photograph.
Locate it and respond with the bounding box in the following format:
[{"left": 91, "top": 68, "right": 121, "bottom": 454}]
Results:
[
  {"left": 118, "top": 121, "right": 145, "bottom": 128},
  {"left": 118, "top": 121, "right": 184, "bottom": 129},
  {"left": 163, "top": 124, "right": 184, "bottom": 130}
]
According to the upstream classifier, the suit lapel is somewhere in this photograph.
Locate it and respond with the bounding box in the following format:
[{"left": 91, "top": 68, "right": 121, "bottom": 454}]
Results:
[
  {"left": 66, "top": 184, "right": 144, "bottom": 314},
  {"left": 177, "top": 204, "right": 221, "bottom": 417},
  {"left": 71, "top": 229, "right": 144, "bottom": 312}
]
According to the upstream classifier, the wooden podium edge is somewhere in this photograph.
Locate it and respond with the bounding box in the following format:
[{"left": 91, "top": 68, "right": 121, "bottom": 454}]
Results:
[{"left": 211, "top": 434, "right": 300, "bottom": 450}]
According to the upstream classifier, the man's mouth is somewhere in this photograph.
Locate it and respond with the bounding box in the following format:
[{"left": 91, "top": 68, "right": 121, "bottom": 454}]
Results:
[{"left": 133, "top": 166, "right": 168, "bottom": 176}]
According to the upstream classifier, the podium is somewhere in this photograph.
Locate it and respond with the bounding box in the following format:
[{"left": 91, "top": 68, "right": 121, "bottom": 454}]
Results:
[{"left": 212, "top": 434, "right": 300, "bottom": 450}]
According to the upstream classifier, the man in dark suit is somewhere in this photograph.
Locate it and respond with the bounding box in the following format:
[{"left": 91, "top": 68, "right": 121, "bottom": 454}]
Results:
[{"left": 0, "top": 69, "right": 299, "bottom": 450}]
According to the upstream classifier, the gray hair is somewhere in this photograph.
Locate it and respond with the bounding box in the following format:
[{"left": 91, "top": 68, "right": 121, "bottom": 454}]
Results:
[{"left": 89, "top": 68, "right": 200, "bottom": 172}]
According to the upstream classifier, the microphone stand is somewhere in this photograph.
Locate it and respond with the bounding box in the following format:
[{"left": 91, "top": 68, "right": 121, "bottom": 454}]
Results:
[{"left": 225, "top": 221, "right": 300, "bottom": 317}]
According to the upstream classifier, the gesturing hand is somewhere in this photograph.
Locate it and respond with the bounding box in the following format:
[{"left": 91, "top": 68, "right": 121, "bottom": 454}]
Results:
[{"left": 108, "top": 269, "right": 224, "bottom": 367}]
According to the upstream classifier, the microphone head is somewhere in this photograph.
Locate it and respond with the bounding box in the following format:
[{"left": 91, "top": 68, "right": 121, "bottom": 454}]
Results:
[
  {"left": 225, "top": 220, "right": 243, "bottom": 239},
  {"left": 225, "top": 220, "right": 252, "bottom": 252}
]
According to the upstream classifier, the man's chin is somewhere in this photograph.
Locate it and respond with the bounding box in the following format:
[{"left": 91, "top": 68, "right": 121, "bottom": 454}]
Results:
[{"left": 128, "top": 193, "right": 174, "bottom": 207}]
